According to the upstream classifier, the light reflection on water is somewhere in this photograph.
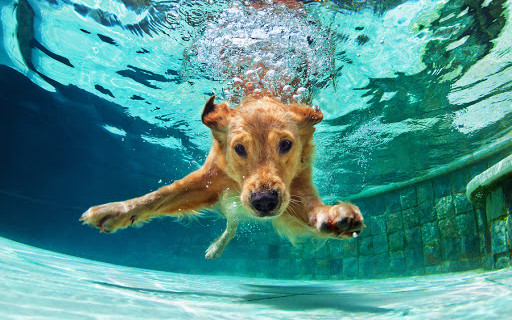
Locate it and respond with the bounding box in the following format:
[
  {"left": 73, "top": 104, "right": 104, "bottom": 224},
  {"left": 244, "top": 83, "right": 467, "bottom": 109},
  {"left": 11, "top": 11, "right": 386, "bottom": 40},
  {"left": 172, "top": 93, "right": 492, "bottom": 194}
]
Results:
[{"left": 1, "top": 0, "right": 511, "bottom": 197}]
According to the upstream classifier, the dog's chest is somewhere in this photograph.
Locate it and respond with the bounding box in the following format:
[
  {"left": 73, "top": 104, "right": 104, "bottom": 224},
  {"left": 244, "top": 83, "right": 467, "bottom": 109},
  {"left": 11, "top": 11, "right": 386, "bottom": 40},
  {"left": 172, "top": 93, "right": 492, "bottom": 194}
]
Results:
[{"left": 218, "top": 191, "right": 253, "bottom": 221}]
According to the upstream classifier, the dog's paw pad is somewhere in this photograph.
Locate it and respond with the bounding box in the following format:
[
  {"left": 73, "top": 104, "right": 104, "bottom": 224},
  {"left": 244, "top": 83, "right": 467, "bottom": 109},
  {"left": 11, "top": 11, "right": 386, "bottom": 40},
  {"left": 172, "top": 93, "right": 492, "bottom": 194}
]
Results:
[
  {"left": 80, "top": 203, "right": 133, "bottom": 233},
  {"left": 205, "top": 243, "right": 223, "bottom": 260},
  {"left": 315, "top": 203, "right": 365, "bottom": 238}
]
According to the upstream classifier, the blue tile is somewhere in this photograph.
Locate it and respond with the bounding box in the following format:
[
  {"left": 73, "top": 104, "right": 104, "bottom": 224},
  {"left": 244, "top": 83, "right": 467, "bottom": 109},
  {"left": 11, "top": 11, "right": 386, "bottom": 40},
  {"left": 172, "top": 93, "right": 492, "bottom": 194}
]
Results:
[
  {"left": 404, "top": 268, "right": 425, "bottom": 277},
  {"left": 374, "top": 253, "right": 390, "bottom": 277},
  {"left": 495, "top": 254, "right": 511, "bottom": 269},
  {"left": 343, "top": 257, "right": 359, "bottom": 279},
  {"left": 343, "top": 238, "right": 358, "bottom": 257},
  {"left": 451, "top": 169, "right": 468, "bottom": 193},
  {"left": 385, "top": 191, "right": 402, "bottom": 213},
  {"left": 373, "top": 234, "right": 389, "bottom": 254},
  {"left": 359, "top": 216, "right": 372, "bottom": 237},
  {"left": 453, "top": 193, "right": 473, "bottom": 215},
  {"left": 491, "top": 220, "right": 508, "bottom": 254},
  {"left": 418, "top": 202, "right": 437, "bottom": 224},
  {"left": 359, "top": 237, "right": 373, "bottom": 256},
  {"left": 486, "top": 188, "right": 507, "bottom": 221},
  {"left": 267, "top": 259, "right": 281, "bottom": 278},
  {"left": 359, "top": 256, "right": 377, "bottom": 278},
  {"left": 405, "top": 227, "right": 422, "bottom": 249},
  {"left": 301, "top": 274, "right": 314, "bottom": 280},
  {"left": 484, "top": 256, "right": 495, "bottom": 269},
  {"left": 442, "top": 261, "right": 465, "bottom": 273},
  {"left": 436, "top": 196, "right": 455, "bottom": 219},
  {"left": 508, "top": 216, "right": 512, "bottom": 251},
  {"left": 424, "top": 242, "right": 441, "bottom": 266},
  {"left": 328, "top": 241, "right": 344, "bottom": 258},
  {"left": 505, "top": 182, "right": 512, "bottom": 214},
  {"left": 425, "top": 265, "right": 442, "bottom": 275},
  {"left": 434, "top": 175, "right": 451, "bottom": 198},
  {"left": 371, "top": 214, "right": 387, "bottom": 235},
  {"left": 403, "top": 208, "right": 420, "bottom": 229},
  {"left": 400, "top": 187, "right": 418, "bottom": 210},
  {"left": 417, "top": 181, "right": 434, "bottom": 205},
  {"left": 330, "top": 259, "right": 343, "bottom": 275},
  {"left": 475, "top": 208, "right": 486, "bottom": 232},
  {"left": 421, "top": 222, "right": 440, "bottom": 245},
  {"left": 389, "top": 231, "right": 405, "bottom": 251},
  {"left": 441, "top": 238, "right": 460, "bottom": 260},
  {"left": 278, "top": 244, "right": 291, "bottom": 259},
  {"left": 253, "top": 245, "right": 270, "bottom": 259},
  {"left": 461, "top": 235, "right": 480, "bottom": 258},
  {"left": 314, "top": 245, "right": 330, "bottom": 259},
  {"left": 302, "top": 246, "right": 316, "bottom": 259},
  {"left": 406, "top": 248, "right": 424, "bottom": 269},
  {"left": 269, "top": 244, "right": 280, "bottom": 259},
  {"left": 290, "top": 244, "right": 303, "bottom": 259},
  {"left": 315, "top": 259, "right": 330, "bottom": 275},
  {"left": 301, "top": 259, "right": 315, "bottom": 275},
  {"left": 439, "top": 219, "right": 458, "bottom": 239},
  {"left": 389, "top": 250, "right": 406, "bottom": 271},
  {"left": 290, "top": 259, "right": 301, "bottom": 277},
  {"left": 355, "top": 197, "right": 385, "bottom": 217},
  {"left": 387, "top": 211, "right": 403, "bottom": 233},
  {"left": 456, "top": 212, "right": 477, "bottom": 236}
]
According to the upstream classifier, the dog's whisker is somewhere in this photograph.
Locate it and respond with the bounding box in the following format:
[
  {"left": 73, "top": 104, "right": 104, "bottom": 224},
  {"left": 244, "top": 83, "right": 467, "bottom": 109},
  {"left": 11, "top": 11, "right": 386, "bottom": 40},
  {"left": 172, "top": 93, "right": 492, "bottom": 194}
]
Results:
[
  {"left": 290, "top": 194, "right": 306, "bottom": 202},
  {"left": 286, "top": 202, "right": 302, "bottom": 220},
  {"left": 232, "top": 185, "right": 242, "bottom": 195}
]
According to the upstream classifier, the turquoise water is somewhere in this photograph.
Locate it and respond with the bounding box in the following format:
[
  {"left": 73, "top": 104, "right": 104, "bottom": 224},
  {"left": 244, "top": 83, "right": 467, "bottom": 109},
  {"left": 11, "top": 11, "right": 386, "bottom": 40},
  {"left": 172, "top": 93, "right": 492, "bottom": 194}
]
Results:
[
  {"left": 3, "top": 235, "right": 512, "bottom": 319},
  {"left": 1, "top": 0, "right": 512, "bottom": 317},
  {"left": 2, "top": 0, "right": 511, "bottom": 197}
]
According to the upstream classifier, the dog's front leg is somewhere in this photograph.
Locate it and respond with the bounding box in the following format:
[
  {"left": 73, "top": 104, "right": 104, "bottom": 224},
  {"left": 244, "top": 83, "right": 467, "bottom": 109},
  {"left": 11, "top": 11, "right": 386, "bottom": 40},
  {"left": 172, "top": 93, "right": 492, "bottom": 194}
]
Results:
[
  {"left": 289, "top": 173, "right": 365, "bottom": 238},
  {"left": 307, "top": 199, "right": 365, "bottom": 239},
  {"left": 80, "top": 158, "right": 231, "bottom": 233},
  {"left": 205, "top": 218, "right": 238, "bottom": 259}
]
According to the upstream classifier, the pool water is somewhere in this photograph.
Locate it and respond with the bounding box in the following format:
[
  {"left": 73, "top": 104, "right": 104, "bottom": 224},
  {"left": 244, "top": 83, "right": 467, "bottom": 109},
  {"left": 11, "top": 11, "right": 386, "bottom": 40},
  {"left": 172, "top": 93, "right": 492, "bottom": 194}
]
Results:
[{"left": 3, "top": 235, "right": 512, "bottom": 319}]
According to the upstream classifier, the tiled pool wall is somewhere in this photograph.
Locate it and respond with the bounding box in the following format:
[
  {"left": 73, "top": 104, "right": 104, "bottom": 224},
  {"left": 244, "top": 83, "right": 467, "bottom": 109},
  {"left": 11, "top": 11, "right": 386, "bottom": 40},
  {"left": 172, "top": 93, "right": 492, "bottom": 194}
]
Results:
[{"left": 166, "top": 148, "right": 512, "bottom": 280}]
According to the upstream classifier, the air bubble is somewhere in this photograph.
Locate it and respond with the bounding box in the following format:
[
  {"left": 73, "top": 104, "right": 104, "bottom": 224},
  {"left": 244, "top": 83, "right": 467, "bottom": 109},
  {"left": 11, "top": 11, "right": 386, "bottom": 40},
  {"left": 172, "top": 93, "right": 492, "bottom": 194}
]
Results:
[{"left": 185, "top": 4, "right": 333, "bottom": 103}]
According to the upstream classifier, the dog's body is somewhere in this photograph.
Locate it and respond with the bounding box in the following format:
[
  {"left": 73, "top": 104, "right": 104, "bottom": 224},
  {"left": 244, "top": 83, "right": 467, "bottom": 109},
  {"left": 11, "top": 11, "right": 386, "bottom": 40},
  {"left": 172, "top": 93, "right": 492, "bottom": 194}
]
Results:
[{"left": 80, "top": 95, "right": 364, "bottom": 258}]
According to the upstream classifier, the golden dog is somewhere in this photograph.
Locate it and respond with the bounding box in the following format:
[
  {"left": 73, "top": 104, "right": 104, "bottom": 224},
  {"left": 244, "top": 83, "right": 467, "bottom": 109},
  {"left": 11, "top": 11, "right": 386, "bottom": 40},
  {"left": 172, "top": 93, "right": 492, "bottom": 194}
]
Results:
[{"left": 80, "top": 95, "right": 365, "bottom": 259}]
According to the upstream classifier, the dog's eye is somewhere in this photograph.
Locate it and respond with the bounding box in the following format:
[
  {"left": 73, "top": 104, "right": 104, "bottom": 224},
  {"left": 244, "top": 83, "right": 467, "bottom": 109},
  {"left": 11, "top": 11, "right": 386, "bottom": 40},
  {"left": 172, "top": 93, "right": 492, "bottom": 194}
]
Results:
[
  {"left": 278, "top": 139, "right": 293, "bottom": 154},
  {"left": 234, "top": 144, "right": 247, "bottom": 157}
]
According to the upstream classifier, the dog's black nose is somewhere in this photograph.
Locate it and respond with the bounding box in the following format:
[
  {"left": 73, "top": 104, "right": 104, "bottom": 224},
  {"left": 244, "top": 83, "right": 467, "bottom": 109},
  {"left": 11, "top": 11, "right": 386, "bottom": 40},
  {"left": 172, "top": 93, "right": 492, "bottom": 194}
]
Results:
[{"left": 250, "top": 190, "right": 279, "bottom": 216}]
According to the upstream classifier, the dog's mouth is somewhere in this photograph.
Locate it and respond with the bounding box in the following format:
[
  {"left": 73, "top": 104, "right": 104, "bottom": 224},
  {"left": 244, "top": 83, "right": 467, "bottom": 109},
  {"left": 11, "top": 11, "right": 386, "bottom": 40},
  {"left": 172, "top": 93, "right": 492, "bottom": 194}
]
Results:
[{"left": 248, "top": 189, "right": 286, "bottom": 218}]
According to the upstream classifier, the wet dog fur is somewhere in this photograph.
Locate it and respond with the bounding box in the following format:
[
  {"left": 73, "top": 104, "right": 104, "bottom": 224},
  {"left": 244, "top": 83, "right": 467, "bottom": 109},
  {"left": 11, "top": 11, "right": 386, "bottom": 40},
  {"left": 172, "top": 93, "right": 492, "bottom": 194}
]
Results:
[{"left": 80, "top": 95, "right": 365, "bottom": 259}]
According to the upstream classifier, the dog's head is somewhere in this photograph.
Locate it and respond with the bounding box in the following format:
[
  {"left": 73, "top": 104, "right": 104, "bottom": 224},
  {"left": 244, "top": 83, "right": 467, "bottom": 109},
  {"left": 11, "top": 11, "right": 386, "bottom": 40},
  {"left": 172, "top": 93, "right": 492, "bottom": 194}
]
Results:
[{"left": 202, "top": 95, "right": 323, "bottom": 219}]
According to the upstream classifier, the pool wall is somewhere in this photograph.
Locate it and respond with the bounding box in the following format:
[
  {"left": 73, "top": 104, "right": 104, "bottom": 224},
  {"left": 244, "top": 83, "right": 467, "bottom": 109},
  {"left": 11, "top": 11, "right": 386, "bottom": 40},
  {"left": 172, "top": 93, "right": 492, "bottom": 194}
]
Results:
[{"left": 182, "top": 146, "right": 512, "bottom": 280}]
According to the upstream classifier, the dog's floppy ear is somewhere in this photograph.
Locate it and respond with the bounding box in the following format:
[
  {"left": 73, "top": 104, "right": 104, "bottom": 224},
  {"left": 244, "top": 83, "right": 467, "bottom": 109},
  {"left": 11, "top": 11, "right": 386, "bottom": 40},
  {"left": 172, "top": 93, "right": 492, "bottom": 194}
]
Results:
[
  {"left": 289, "top": 104, "right": 323, "bottom": 126},
  {"left": 201, "top": 95, "right": 230, "bottom": 131}
]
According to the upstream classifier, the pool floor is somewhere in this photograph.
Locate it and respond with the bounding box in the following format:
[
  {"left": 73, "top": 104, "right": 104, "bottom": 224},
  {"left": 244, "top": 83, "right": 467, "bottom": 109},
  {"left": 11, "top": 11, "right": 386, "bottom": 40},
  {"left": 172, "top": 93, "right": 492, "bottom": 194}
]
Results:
[{"left": 1, "top": 237, "right": 512, "bottom": 319}]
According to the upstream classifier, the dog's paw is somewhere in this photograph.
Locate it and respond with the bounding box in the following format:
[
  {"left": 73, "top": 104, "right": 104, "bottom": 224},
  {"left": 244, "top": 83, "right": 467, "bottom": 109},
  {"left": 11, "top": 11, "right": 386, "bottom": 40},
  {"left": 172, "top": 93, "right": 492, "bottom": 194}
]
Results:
[
  {"left": 80, "top": 202, "right": 136, "bottom": 233},
  {"left": 311, "top": 202, "right": 365, "bottom": 239},
  {"left": 205, "top": 242, "right": 224, "bottom": 260}
]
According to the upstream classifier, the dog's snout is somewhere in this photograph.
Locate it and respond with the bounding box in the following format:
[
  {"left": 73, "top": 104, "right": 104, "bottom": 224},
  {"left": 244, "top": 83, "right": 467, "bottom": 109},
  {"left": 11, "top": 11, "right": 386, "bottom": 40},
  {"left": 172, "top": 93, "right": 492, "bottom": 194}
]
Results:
[{"left": 250, "top": 190, "right": 279, "bottom": 216}]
